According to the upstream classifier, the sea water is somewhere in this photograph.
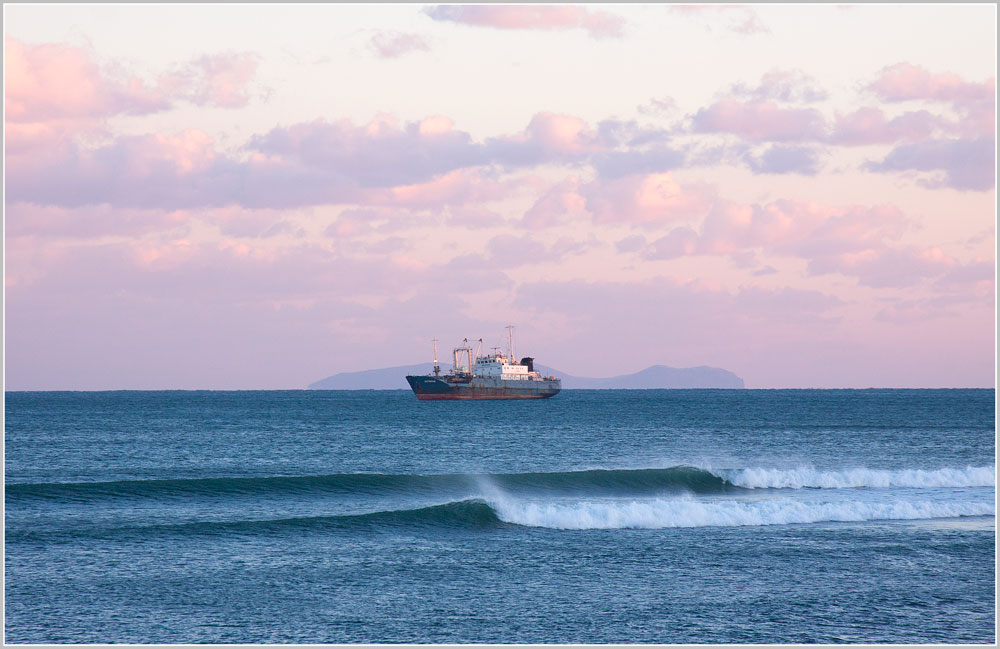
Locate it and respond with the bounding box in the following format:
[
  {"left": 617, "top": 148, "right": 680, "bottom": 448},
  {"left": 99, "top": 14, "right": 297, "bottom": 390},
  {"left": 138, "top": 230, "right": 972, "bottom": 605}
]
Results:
[{"left": 4, "top": 389, "right": 995, "bottom": 643}]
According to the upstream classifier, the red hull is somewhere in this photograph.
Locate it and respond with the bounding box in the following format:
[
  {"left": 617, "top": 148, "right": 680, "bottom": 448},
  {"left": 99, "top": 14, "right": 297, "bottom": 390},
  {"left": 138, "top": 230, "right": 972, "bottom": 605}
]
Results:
[{"left": 414, "top": 392, "right": 553, "bottom": 401}]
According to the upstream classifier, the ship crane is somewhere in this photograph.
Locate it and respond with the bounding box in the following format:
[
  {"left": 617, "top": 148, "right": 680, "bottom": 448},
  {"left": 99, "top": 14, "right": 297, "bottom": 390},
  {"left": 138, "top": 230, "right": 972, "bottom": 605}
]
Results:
[{"left": 452, "top": 338, "right": 474, "bottom": 375}]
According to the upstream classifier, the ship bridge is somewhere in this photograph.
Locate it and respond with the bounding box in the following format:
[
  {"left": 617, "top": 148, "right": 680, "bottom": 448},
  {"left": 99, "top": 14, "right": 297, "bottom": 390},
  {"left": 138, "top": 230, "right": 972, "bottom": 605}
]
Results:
[{"left": 475, "top": 354, "right": 533, "bottom": 380}]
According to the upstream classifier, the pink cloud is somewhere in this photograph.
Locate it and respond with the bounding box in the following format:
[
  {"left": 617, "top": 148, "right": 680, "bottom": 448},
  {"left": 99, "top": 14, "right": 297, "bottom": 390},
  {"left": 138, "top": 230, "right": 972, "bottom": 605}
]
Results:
[
  {"left": 743, "top": 144, "right": 823, "bottom": 175},
  {"left": 4, "top": 36, "right": 168, "bottom": 124},
  {"left": 829, "top": 107, "right": 943, "bottom": 145},
  {"left": 807, "top": 246, "right": 958, "bottom": 288},
  {"left": 368, "top": 31, "right": 431, "bottom": 59},
  {"left": 867, "top": 62, "right": 995, "bottom": 140},
  {"left": 166, "top": 52, "right": 261, "bottom": 108},
  {"left": 8, "top": 112, "right": 610, "bottom": 211},
  {"left": 591, "top": 146, "right": 686, "bottom": 179},
  {"left": 951, "top": 99, "right": 996, "bottom": 138},
  {"left": 670, "top": 5, "right": 770, "bottom": 36},
  {"left": 799, "top": 203, "right": 909, "bottom": 256},
  {"left": 866, "top": 137, "right": 995, "bottom": 191},
  {"left": 935, "top": 259, "right": 995, "bottom": 292},
  {"left": 732, "top": 11, "right": 770, "bottom": 35},
  {"left": 4, "top": 202, "right": 191, "bottom": 239},
  {"left": 7, "top": 125, "right": 381, "bottom": 210},
  {"left": 522, "top": 177, "right": 588, "bottom": 230},
  {"left": 482, "top": 233, "right": 592, "bottom": 269},
  {"left": 325, "top": 208, "right": 386, "bottom": 238},
  {"left": 637, "top": 96, "right": 677, "bottom": 115},
  {"left": 5, "top": 36, "right": 261, "bottom": 125},
  {"left": 249, "top": 115, "right": 485, "bottom": 187},
  {"left": 486, "top": 233, "right": 549, "bottom": 266},
  {"left": 643, "top": 198, "right": 917, "bottom": 285},
  {"left": 694, "top": 200, "right": 757, "bottom": 255},
  {"left": 445, "top": 206, "right": 508, "bottom": 229},
  {"left": 201, "top": 206, "right": 303, "bottom": 239},
  {"left": 4, "top": 36, "right": 260, "bottom": 169},
  {"left": 729, "top": 69, "right": 828, "bottom": 103},
  {"left": 645, "top": 226, "right": 699, "bottom": 259},
  {"left": 322, "top": 206, "right": 462, "bottom": 240},
  {"left": 869, "top": 62, "right": 994, "bottom": 104},
  {"left": 615, "top": 234, "right": 646, "bottom": 253},
  {"left": 384, "top": 168, "right": 524, "bottom": 208},
  {"left": 424, "top": 5, "right": 624, "bottom": 39},
  {"left": 584, "top": 172, "right": 714, "bottom": 225},
  {"left": 7, "top": 128, "right": 231, "bottom": 208},
  {"left": 6, "top": 235, "right": 512, "bottom": 312},
  {"left": 690, "top": 69, "right": 989, "bottom": 152},
  {"left": 691, "top": 99, "right": 826, "bottom": 142},
  {"left": 252, "top": 112, "right": 609, "bottom": 187},
  {"left": 487, "top": 112, "right": 607, "bottom": 165},
  {"left": 525, "top": 112, "right": 601, "bottom": 154},
  {"left": 135, "top": 129, "right": 218, "bottom": 174}
]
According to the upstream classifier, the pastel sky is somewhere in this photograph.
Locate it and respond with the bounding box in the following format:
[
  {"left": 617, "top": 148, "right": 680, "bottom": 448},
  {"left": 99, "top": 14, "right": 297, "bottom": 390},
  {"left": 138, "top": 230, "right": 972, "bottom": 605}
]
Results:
[{"left": 4, "top": 4, "right": 996, "bottom": 390}]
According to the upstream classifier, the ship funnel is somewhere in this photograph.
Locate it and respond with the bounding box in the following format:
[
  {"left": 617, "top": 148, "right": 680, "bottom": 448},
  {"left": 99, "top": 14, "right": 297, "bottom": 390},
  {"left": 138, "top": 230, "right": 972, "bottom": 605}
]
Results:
[{"left": 519, "top": 356, "right": 534, "bottom": 372}]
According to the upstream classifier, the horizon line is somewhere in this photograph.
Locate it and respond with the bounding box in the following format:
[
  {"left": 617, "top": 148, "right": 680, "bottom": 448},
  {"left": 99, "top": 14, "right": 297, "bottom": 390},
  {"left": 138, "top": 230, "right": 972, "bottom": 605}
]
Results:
[{"left": 4, "top": 387, "right": 996, "bottom": 393}]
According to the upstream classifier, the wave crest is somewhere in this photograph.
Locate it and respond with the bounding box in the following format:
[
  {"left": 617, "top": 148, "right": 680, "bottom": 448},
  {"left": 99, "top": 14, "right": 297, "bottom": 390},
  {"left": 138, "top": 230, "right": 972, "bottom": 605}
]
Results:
[
  {"left": 721, "top": 466, "right": 996, "bottom": 490},
  {"left": 489, "top": 496, "right": 995, "bottom": 530}
]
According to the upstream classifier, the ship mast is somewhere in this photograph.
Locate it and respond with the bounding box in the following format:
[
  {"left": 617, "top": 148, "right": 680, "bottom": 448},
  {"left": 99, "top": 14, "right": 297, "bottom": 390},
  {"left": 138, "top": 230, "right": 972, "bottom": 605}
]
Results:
[
  {"left": 432, "top": 337, "right": 440, "bottom": 377},
  {"left": 506, "top": 324, "right": 515, "bottom": 364}
]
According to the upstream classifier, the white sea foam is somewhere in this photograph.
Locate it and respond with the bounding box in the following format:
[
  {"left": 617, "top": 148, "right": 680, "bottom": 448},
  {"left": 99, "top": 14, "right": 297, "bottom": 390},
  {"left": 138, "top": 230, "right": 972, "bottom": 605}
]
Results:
[
  {"left": 488, "top": 495, "right": 995, "bottom": 530},
  {"left": 719, "top": 465, "right": 996, "bottom": 490}
]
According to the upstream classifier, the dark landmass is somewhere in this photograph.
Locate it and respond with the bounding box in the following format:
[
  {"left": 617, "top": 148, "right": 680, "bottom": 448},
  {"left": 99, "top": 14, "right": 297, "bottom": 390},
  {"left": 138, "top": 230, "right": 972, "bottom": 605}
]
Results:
[
  {"left": 534, "top": 364, "right": 745, "bottom": 389},
  {"left": 308, "top": 363, "right": 745, "bottom": 390}
]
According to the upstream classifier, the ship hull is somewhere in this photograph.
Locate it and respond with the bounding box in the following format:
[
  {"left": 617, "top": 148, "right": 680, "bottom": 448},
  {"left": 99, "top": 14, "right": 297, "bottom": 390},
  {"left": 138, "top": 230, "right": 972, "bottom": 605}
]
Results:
[{"left": 406, "top": 375, "right": 560, "bottom": 400}]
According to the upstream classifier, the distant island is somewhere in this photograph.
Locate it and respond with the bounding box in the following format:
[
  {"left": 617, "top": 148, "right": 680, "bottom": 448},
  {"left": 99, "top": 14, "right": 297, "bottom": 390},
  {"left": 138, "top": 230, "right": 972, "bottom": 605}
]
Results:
[{"left": 308, "top": 363, "right": 745, "bottom": 390}]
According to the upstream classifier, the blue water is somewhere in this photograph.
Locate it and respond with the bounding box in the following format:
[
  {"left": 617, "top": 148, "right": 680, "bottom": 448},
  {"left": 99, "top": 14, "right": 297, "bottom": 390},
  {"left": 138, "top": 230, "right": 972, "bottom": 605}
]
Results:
[{"left": 4, "top": 389, "right": 995, "bottom": 643}]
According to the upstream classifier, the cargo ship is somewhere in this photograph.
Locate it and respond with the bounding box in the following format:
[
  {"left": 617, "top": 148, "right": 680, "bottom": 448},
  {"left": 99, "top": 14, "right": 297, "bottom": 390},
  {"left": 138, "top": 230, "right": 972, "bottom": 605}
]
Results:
[{"left": 405, "top": 327, "right": 561, "bottom": 400}]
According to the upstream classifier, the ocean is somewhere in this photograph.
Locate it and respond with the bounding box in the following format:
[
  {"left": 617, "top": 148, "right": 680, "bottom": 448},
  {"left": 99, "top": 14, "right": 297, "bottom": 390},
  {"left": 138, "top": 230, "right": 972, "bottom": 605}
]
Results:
[{"left": 3, "top": 389, "right": 995, "bottom": 643}]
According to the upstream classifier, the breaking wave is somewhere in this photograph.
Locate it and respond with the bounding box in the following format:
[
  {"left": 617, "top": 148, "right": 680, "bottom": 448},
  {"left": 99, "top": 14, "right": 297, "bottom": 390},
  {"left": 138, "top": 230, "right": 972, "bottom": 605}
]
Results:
[
  {"left": 721, "top": 465, "right": 996, "bottom": 490},
  {"left": 489, "top": 496, "right": 995, "bottom": 530}
]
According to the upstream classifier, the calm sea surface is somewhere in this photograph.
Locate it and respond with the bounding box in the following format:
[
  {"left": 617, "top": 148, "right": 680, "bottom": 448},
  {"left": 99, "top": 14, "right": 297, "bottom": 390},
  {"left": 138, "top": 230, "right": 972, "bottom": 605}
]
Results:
[{"left": 4, "top": 389, "right": 995, "bottom": 643}]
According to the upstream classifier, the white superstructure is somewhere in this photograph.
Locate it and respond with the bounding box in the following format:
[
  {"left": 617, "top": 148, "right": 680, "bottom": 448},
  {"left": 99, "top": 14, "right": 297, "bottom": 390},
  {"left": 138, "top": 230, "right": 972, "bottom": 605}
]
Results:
[{"left": 474, "top": 354, "right": 534, "bottom": 380}]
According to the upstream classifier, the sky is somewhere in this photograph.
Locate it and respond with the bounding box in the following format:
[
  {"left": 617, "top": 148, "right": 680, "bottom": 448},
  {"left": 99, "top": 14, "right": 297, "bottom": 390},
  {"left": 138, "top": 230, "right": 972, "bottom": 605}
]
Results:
[{"left": 3, "top": 3, "right": 996, "bottom": 390}]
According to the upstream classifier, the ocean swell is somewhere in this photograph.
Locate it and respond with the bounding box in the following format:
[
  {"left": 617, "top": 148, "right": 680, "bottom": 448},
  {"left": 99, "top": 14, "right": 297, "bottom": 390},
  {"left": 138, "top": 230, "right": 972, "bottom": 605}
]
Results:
[{"left": 6, "top": 465, "right": 994, "bottom": 507}]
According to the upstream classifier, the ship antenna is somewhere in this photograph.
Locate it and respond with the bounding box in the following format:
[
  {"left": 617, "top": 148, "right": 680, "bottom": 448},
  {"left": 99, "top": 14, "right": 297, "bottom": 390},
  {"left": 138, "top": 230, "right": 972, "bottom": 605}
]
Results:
[{"left": 432, "top": 337, "right": 440, "bottom": 377}]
